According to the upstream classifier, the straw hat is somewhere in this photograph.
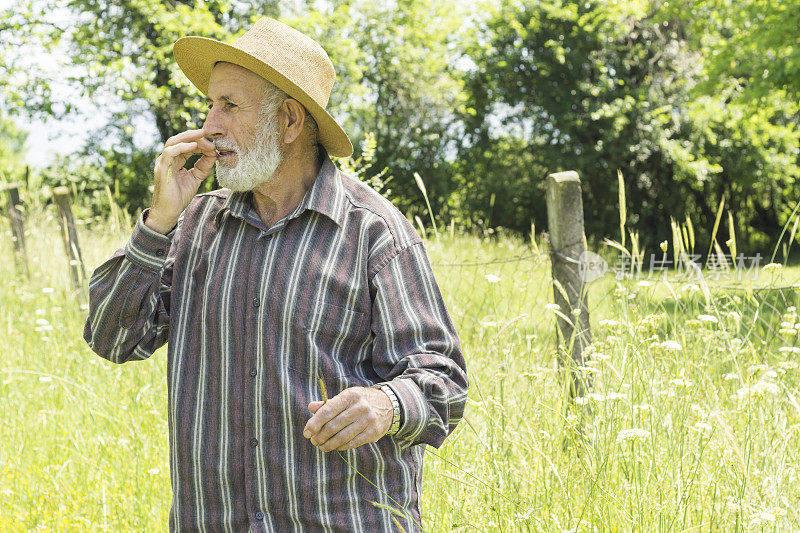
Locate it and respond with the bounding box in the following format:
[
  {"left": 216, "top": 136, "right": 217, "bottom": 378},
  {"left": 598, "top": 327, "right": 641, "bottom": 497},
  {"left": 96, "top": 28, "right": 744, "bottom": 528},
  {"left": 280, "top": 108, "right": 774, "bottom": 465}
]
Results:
[{"left": 173, "top": 17, "right": 353, "bottom": 158}]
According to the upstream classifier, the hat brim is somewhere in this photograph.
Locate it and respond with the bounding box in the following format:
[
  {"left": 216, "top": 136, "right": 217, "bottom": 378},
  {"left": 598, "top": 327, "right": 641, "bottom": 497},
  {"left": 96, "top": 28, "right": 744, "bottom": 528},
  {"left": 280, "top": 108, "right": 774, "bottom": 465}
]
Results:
[{"left": 173, "top": 36, "right": 353, "bottom": 158}]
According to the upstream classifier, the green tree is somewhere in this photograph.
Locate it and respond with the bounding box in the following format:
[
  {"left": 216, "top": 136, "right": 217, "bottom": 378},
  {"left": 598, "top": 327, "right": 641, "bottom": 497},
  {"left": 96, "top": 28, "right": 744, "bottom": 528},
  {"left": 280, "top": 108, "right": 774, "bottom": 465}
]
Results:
[
  {"left": 0, "top": 113, "right": 28, "bottom": 179},
  {"left": 288, "top": 0, "right": 468, "bottom": 218},
  {"left": 661, "top": 0, "right": 800, "bottom": 102},
  {"left": 461, "top": 0, "right": 800, "bottom": 254}
]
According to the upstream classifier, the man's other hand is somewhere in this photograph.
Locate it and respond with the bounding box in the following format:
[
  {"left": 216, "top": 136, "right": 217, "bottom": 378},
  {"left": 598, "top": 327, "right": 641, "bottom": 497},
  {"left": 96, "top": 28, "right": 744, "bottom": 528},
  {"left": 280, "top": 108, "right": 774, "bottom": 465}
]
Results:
[{"left": 304, "top": 386, "right": 393, "bottom": 452}]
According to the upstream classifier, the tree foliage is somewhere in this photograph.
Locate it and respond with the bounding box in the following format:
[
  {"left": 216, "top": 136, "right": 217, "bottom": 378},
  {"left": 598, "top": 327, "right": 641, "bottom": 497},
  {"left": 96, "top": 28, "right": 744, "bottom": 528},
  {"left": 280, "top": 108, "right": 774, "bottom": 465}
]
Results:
[
  {"left": 461, "top": 0, "right": 799, "bottom": 253},
  {"left": 661, "top": 0, "right": 800, "bottom": 102},
  {"left": 0, "top": 112, "right": 28, "bottom": 178},
  {"left": 288, "top": 0, "right": 467, "bottom": 217}
]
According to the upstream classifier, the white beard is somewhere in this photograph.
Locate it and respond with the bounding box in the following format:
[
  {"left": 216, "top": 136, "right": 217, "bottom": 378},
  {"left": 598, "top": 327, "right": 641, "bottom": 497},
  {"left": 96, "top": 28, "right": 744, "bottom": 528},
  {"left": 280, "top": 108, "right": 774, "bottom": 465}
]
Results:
[{"left": 214, "top": 111, "right": 283, "bottom": 192}]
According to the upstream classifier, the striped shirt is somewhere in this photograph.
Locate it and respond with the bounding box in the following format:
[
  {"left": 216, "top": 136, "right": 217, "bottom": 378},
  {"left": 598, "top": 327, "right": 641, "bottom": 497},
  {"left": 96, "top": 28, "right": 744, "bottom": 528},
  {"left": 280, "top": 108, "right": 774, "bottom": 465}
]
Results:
[{"left": 83, "top": 153, "right": 468, "bottom": 532}]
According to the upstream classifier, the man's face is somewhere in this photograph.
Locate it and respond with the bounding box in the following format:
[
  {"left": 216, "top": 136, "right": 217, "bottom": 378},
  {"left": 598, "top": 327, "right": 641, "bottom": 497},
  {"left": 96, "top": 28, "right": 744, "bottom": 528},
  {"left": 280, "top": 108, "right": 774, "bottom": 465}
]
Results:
[{"left": 203, "top": 62, "right": 284, "bottom": 191}]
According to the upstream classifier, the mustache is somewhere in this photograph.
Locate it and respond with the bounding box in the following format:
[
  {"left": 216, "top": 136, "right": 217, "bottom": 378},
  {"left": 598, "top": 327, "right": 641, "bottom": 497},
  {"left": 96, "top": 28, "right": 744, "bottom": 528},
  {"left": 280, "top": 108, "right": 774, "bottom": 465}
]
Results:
[{"left": 213, "top": 139, "right": 239, "bottom": 152}]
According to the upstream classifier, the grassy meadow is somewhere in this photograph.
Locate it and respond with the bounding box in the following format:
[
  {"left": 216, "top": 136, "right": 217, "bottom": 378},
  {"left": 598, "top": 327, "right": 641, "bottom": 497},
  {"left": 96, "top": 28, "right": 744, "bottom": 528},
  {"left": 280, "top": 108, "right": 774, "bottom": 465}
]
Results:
[{"left": 2, "top": 202, "right": 800, "bottom": 531}]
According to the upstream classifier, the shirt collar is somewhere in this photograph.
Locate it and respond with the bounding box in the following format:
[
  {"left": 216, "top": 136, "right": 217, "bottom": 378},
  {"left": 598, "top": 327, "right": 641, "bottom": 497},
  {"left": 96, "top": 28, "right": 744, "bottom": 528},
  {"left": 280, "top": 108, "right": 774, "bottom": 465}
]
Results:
[
  {"left": 214, "top": 188, "right": 251, "bottom": 228},
  {"left": 214, "top": 148, "right": 348, "bottom": 229},
  {"left": 286, "top": 149, "right": 348, "bottom": 228}
]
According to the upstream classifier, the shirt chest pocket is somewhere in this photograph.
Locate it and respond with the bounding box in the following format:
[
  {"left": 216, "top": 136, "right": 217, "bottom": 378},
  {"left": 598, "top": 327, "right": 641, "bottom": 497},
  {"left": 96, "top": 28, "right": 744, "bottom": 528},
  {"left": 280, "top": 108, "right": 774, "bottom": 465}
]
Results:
[{"left": 293, "top": 297, "right": 370, "bottom": 368}]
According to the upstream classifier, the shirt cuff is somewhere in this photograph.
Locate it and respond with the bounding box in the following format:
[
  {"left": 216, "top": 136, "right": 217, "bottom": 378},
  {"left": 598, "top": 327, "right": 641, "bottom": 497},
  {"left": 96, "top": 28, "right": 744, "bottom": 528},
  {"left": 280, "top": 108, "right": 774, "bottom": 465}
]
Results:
[
  {"left": 124, "top": 208, "right": 176, "bottom": 272},
  {"left": 382, "top": 378, "right": 427, "bottom": 445}
]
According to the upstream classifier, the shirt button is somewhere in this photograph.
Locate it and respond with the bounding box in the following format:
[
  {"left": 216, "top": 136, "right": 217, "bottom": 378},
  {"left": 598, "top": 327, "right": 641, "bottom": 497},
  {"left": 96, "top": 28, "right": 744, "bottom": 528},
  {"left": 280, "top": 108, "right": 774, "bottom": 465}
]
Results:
[
  {"left": 249, "top": 369, "right": 257, "bottom": 377},
  {"left": 250, "top": 438, "right": 259, "bottom": 447},
  {"left": 252, "top": 297, "right": 260, "bottom": 308},
  {"left": 255, "top": 511, "right": 264, "bottom": 520},
  {"left": 155, "top": 249, "right": 165, "bottom": 256}
]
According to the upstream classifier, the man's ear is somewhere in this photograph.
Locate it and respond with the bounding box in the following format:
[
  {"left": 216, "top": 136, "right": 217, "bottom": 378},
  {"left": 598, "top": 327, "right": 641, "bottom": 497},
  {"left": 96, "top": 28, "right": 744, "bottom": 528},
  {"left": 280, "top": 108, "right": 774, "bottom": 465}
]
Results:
[{"left": 282, "top": 98, "right": 306, "bottom": 145}]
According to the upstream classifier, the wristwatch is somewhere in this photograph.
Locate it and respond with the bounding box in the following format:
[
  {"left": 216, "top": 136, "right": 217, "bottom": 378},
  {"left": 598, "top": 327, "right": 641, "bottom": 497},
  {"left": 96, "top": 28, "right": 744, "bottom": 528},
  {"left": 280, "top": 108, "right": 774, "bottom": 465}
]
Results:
[{"left": 373, "top": 383, "right": 401, "bottom": 436}]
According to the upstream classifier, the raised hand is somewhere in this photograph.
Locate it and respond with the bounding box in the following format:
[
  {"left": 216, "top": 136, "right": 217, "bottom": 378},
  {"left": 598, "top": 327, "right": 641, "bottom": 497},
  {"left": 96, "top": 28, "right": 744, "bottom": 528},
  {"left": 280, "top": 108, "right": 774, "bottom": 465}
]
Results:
[{"left": 146, "top": 128, "right": 218, "bottom": 234}]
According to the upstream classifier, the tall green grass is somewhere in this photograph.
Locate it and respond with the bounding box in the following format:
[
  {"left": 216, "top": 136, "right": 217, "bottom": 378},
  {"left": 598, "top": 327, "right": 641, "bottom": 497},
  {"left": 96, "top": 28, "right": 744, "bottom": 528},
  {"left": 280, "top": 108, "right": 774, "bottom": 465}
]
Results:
[{"left": 2, "top": 201, "right": 800, "bottom": 530}]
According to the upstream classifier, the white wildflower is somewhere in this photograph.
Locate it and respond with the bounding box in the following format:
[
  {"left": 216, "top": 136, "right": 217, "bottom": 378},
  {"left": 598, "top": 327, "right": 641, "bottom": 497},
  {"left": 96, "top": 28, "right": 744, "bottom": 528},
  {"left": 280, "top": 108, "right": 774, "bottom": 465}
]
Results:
[
  {"left": 778, "top": 361, "right": 799, "bottom": 370},
  {"left": 616, "top": 428, "right": 650, "bottom": 443},
  {"left": 41, "top": 287, "right": 55, "bottom": 294},
  {"left": 762, "top": 263, "right": 782, "bottom": 273},
  {"left": 599, "top": 318, "right": 619, "bottom": 327},
  {"left": 682, "top": 283, "right": 700, "bottom": 292},
  {"left": 38, "top": 376, "right": 52, "bottom": 383},
  {"left": 573, "top": 392, "right": 612, "bottom": 405},
  {"left": 484, "top": 274, "right": 501, "bottom": 284},
  {"left": 605, "top": 392, "right": 627, "bottom": 401},
  {"left": 632, "top": 403, "right": 651, "bottom": 412},
  {"left": 669, "top": 377, "right": 694, "bottom": 388},
  {"left": 692, "top": 421, "right": 712, "bottom": 432},
  {"left": 148, "top": 468, "right": 160, "bottom": 475},
  {"left": 749, "top": 507, "right": 786, "bottom": 526},
  {"left": 778, "top": 346, "right": 800, "bottom": 354},
  {"left": 697, "top": 314, "right": 719, "bottom": 323},
  {"left": 636, "top": 280, "right": 652, "bottom": 287},
  {"left": 544, "top": 303, "right": 560, "bottom": 311},
  {"left": 723, "top": 373, "right": 740, "bottom": 381},
  {"left": 659, "top": 340, "right": 683, "bottom": 352},
  {"left": 737, "top": 382, "right": 780, "bottom": 401}
]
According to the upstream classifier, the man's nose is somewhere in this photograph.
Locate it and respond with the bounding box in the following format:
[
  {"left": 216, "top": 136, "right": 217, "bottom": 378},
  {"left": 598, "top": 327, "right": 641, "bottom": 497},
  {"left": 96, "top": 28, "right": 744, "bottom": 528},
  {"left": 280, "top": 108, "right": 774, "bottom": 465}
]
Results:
[{"left": 202, "top": 109, "right": 226, "bottom": 138}]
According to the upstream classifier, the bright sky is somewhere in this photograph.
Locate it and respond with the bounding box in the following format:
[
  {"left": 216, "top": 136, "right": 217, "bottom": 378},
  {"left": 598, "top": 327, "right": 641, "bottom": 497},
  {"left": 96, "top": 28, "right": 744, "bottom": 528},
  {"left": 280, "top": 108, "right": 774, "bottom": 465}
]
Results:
[
  {"left": 5, "top": 0, "right": 159, "bottom": 168},
  {"left": 16, "top": 54, "right": 159, "bottom": 169}
]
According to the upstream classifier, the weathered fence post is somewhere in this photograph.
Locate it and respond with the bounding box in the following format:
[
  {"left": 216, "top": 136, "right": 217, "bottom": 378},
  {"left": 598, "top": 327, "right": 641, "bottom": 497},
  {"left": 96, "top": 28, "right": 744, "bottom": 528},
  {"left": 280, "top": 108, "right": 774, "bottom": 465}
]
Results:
[
  {"left": 53, "top": 186, "right": 87, "bottom": 300},
  {"left": 2, "top": 182, "right": 30, "bottom": 277},
  {"left": 545, "top": 171, "right": 592, "bottom": 398}
]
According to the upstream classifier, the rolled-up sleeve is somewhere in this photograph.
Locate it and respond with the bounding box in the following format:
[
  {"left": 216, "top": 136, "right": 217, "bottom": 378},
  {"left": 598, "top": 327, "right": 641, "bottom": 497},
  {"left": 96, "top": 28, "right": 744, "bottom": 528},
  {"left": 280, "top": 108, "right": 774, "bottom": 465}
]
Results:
[
  {"left": 83, "top": 208, "right": 180, "bottom": 364},
  {"left": 370, "top": 242, "right": 468, "bottom": 448}
]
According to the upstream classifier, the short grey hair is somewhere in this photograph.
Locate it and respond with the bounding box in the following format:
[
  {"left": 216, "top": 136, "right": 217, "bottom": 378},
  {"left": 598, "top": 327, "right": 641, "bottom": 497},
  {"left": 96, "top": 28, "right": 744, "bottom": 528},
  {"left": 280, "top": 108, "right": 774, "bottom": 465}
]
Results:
[{"left": 261, "top": 82, "right": 320, "bottom": 160}]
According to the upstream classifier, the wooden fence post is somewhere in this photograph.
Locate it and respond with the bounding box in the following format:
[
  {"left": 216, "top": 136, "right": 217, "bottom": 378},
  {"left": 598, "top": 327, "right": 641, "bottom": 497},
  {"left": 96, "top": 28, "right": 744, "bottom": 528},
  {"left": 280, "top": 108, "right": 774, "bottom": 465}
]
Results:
[
  {"left": 545, "top": 171, "right": 592, "bottom": 398},
  {"left": 3, "top": 182, "right": 30, "bottom": 277},
  {"left": 53, "top": 186, "right": 87, "bottom": 300}
]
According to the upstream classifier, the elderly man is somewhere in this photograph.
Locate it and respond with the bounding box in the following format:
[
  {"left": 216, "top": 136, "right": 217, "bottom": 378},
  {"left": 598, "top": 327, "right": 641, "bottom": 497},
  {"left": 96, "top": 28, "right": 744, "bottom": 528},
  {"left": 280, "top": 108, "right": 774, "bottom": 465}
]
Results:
[{"left": 83, "top": 17, "right": 467, "bottom": 532}]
